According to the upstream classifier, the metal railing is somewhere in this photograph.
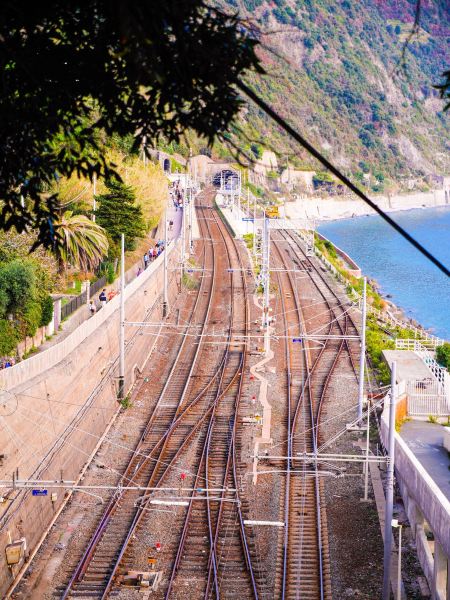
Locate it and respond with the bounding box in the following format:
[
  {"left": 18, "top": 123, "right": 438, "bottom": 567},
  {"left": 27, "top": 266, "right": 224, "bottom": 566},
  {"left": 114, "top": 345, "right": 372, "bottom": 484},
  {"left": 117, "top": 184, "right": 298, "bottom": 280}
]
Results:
[
  {"left": 406, "top": 380, "right": 449, "bottom": 416},
  {"left": 61, "top": 290, "right": 88, "bottom": 320},
  {"left": 395, "top": 338, "right": 450, "bottom": 415},
  {"left": 395, "top": 339, "right": 446, "bottom": 384},
  {"left": 90, "top": 275, "right": 107, "bottom": 297},
  {"left": 60, "top": 275, "right": 107, "bottom": 321}
]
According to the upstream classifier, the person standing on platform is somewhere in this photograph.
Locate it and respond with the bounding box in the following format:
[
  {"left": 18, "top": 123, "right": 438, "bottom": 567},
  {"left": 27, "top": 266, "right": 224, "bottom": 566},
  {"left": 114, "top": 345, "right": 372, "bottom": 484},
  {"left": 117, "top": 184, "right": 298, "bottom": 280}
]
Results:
[{"left": 99, "top": 289, "right": 107, "bottom": 307}]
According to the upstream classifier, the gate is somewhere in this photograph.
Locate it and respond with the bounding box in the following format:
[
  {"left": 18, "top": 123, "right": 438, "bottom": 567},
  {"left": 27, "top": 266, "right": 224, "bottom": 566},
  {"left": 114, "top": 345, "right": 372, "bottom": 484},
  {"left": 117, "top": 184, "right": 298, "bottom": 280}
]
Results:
[{"left": 406, "top": 379, "right": 449, "bottom": 416}]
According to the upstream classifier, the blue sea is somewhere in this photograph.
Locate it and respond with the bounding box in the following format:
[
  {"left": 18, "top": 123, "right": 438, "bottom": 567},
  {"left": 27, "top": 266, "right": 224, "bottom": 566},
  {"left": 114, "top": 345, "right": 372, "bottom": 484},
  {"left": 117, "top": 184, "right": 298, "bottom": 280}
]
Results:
[{"left": 318, "top": 206, "right": 450, "bottom": 340}]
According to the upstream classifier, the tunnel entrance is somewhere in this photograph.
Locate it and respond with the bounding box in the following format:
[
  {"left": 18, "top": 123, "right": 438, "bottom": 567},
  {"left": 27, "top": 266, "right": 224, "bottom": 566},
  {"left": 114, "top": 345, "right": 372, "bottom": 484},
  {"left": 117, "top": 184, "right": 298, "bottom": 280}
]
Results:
[{"left": 212, "top": 169, "right": 238, "bottom": 188}]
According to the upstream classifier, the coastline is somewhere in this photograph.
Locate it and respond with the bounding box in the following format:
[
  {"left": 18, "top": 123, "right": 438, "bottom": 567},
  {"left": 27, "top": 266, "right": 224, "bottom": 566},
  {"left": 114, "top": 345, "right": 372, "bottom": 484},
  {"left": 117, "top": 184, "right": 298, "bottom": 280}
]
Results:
[
  {"left": 284, "top": 188, "right": 450, "bottom": 223},
  {"left": 316, "top": 207, "right": 450, "bottom": 342}
]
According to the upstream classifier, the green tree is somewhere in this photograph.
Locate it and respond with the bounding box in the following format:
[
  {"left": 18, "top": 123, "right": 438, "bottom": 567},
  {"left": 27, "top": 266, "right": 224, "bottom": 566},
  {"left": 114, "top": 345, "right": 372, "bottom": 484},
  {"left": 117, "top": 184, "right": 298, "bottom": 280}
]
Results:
[
  {"left": 0, "top": 2, "right": 260, "bottom": 246},
  {"left": 55, "top": 211, "right": 109, "bottom": 274},
  {"left": 95, "top": 180, "right": 146, "bottom": 255},
  {"left": 40, "top": 295, "right": 54, "bottom": 327},
  {"left": 0, "top": 319, "right": 20, "bottom": 355},
  {"left": 0, "top": 260, "right": 36, "bottom": 314},
  {"left": 436, "top": 343, "right": 450, "bottom": 370},
  {"left": 0, "top": 259, "right": 43, "bottom": 346}
]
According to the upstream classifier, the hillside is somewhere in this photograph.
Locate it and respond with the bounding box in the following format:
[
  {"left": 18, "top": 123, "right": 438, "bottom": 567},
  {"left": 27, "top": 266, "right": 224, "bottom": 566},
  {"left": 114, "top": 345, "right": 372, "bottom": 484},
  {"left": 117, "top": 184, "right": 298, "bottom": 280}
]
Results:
[{"left": 225, "top": 0, "right": 449, "bottom": 193}]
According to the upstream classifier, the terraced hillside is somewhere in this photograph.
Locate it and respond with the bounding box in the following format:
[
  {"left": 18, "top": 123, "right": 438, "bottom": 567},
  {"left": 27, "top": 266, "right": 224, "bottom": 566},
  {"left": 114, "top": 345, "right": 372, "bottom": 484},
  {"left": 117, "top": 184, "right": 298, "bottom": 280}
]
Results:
[{"left": 226, "top": 0, "right": 449, "bottom": 192}]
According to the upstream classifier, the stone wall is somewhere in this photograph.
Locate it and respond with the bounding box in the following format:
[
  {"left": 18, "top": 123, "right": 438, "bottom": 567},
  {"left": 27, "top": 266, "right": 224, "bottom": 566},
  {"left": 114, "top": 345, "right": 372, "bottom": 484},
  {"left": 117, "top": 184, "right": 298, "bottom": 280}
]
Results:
[{"left": 0, "top": 241, "right": 182, "bottom": 596}]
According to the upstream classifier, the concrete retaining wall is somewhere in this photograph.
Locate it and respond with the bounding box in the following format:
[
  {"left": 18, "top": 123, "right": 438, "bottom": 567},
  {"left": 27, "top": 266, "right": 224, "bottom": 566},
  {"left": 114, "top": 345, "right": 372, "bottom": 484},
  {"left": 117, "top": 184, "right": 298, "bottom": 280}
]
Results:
[
  {"left": 0, "top": 240, "right": 182, "bottom": 596},
  {"left": 380, "top": 410, "right": 450, "bottom": 598},
  {"left": 315, "top": 232, "right": 361, "bottom": 278},
  {"left": 285, "top": 189, "right": 450, "bottom": 222}
]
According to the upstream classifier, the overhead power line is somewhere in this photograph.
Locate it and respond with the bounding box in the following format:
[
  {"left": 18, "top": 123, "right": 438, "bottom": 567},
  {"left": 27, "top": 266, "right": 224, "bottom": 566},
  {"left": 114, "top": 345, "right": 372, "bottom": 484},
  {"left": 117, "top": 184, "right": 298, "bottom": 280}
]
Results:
[{"left": 237, "top": 80, "right": 450, "bottom": 279}]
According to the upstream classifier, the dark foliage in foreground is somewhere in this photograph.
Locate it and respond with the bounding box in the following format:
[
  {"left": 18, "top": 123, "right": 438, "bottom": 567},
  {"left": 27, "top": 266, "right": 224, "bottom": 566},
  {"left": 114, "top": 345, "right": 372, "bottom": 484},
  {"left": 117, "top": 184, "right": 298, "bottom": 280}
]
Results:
[{"left": 0, "top": 1, "right": 260, "bottom": 247}]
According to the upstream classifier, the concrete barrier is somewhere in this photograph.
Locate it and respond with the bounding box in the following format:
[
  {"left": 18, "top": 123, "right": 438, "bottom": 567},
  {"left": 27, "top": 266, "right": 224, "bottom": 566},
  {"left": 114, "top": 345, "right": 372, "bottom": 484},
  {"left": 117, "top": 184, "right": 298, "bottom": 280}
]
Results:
[
  {"left": 0, "top": 239, "right": 182, "bottom": 596},
  {"left": 380, "top": 410, "right": 450, "bottom": 599},
  {"left": 0, "top": 244, "right": 175, "bottom": 392}
]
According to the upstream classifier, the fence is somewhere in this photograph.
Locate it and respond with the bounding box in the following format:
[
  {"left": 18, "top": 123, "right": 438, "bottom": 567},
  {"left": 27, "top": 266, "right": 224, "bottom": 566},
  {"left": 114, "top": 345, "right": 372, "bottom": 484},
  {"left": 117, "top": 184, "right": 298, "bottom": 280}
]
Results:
[
  {"left": 395, "top": 339, "right": 447, "bottom": 385},
  {"left": 406, "top": 380, "right": 449, "bottom": 416},
  {"left": 90, "top": 275, "right": 107, "bottom": 297},
  {"left": 61, "top": 290, "right": 88, "bottom": 321},
  {"left": 395, "top": 338, "right": 450, "bottom": 416},
  {"left": 60, "top": 276, "right": 107, "bottom": 321}
]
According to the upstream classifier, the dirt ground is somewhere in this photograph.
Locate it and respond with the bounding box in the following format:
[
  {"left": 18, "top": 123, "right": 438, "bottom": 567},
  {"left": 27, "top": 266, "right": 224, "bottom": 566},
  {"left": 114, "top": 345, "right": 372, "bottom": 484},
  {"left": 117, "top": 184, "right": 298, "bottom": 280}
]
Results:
[{"left": 12, "top": 230, "right": 430, "bottom": 600}]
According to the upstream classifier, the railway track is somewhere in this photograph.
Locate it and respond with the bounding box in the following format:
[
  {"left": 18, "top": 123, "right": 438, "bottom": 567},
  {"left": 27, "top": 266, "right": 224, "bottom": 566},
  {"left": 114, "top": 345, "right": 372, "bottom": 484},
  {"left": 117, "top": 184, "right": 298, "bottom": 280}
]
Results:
[
  {"left": 60, "top": 195, "right": 264, "bottom": 599},
  {"left": 164, "top": 207, "right": 265, "bottom": 599},
  {"left": 269, "top": 228, "right": 360, "bottom": 600}
]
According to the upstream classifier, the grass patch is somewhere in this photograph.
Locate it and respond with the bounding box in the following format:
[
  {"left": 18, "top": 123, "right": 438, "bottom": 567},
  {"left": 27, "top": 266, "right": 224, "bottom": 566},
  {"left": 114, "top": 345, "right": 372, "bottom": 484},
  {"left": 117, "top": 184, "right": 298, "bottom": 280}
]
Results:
[
  {"left": 182, "top": 271, "right": 199, "bottom": 290},
  {"left": 120, "top": 394, "right": 132, "bottom": 409},
  {"left": 243, "top": 233, "right": 254, "bottom": 250}
]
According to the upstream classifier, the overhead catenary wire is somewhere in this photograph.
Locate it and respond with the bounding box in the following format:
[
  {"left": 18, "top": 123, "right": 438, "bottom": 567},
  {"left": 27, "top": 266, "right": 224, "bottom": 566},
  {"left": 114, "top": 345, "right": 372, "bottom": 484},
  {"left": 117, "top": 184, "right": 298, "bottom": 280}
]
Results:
[
  {"left": 237, "top": 80, "right": 450, "bottom": 279},
  {"left": 12, "top": 401, "right": 212, "bottom": 489}
]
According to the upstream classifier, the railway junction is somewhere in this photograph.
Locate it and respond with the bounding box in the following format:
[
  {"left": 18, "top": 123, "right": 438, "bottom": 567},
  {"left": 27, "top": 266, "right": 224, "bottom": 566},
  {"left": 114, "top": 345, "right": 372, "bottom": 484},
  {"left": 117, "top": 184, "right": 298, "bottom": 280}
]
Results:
[{"left": 1, "top": 185, "right": 449, "bottom": 599}]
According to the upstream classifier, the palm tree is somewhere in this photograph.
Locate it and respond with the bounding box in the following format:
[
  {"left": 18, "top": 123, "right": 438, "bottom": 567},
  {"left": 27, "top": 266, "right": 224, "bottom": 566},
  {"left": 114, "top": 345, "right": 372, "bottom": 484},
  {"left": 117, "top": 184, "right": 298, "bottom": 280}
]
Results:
[{"left": 55, "top": 210, "right": 109, "bottom": 274}]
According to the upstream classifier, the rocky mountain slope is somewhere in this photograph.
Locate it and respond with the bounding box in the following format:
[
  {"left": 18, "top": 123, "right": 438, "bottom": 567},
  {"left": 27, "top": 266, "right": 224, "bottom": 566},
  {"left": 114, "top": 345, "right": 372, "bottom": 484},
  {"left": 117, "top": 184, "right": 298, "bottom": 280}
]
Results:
[{"left": 226, "top": 0, "right": 449, "bottom": 192}]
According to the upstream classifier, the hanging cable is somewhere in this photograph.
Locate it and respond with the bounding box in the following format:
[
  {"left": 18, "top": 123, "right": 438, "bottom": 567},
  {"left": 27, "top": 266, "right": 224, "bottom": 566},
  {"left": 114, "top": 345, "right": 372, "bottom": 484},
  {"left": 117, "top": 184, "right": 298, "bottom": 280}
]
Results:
[{"left": 237, "top": 80, "right": 450, "bottom": 279}]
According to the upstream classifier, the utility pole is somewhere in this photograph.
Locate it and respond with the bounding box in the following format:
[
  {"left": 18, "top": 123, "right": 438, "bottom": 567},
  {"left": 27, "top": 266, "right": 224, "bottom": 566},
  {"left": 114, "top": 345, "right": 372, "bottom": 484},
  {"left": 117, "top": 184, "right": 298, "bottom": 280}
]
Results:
[
  {"left": 358, "top": 277, "right": 367, "bottom": 421},
  {"left": 92, "top": 173, "right": 97, "bottom": 222},
  {"left": 142, "top": 135, "right": 147, "bottom": 167},
  {"left": 247, "top": 188, "right": 250, "bottom": 235},
  {"left": 262, "top": 216, "right": 271, "bottom": 330},
  {"left": 188, "top": 149, "right": 194, "bottom": 254},
  {"left": 163, "top": 204, "right": 169, "bottom": 318},
  {"left": 181, "top": 189, "right": 186, "bottom": 271},
  {"left": 237, "top": 172, "right": 241, "bottom": 219},
  {"left": 382, "top": 361, "right": 397, "bottom": 600},
  {"left": 118, "top": 233, "right": 125, "bottom": 399},
  {"left": 253, "top": 197, "right": 257, "bottom": 257},
  {"left": 361, "top": 397, "right": 371, "bottom": 502}
]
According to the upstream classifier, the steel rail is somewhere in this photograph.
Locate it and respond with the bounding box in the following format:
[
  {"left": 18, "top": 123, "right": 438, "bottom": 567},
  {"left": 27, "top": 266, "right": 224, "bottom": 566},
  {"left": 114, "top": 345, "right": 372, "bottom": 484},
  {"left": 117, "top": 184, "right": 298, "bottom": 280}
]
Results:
[
  {"left": 96, "top": 202, "right": 222, "bottom": 599},
  {"left": 273, "top": 227, "right": 361, "bottom": 600},
  {"left": 61, "top": 201, "right": 223, "bottom": 599},
  {"left": 206, "top": 207, "right": 259, "bottom": 600},
  {"left": 164, "top": 197, "right": 259, "bottom": 599},
  {"left": 163, "top": 200, "right": 237, "bottom": 598},
  {"left": 272, "top": 239, "right": 326, "bottom": 600}
]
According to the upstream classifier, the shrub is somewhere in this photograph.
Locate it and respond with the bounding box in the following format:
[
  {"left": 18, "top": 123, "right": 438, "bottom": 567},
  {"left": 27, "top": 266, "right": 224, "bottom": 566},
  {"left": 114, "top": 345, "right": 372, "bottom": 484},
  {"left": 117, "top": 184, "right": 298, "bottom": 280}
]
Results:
[
  {"left": 40, "top": 295, "right": 54, "bottom": 327},
  {"left": 107, "top": 263, "right": 116, "bottom": 284},
  {"left": 436, "top": 343, "right": 450, "bottom": 370},
  {"left": 0, "top": 319, "right": 20, "bottom": 355}
]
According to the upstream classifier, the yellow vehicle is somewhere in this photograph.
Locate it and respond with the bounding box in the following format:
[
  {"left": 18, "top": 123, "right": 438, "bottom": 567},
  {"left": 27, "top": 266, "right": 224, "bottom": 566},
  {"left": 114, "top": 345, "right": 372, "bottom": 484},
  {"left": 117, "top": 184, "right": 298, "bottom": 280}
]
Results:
[{"left": 265, "top": 205, "right": 279, "bottom": 218}]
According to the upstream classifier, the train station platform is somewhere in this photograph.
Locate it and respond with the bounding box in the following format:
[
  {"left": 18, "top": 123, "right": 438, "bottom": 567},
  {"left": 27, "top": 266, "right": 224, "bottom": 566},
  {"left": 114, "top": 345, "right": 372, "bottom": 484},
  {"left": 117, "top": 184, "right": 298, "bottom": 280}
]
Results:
[
  {"left": 399, "top": 420, "right": 450, "bottom": 500},
  {"left": 382, "top": 350, "right": 432, "bottom": 381},
  {"left": 215, "top": 194, "right": 254, "bottom": 237}
]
